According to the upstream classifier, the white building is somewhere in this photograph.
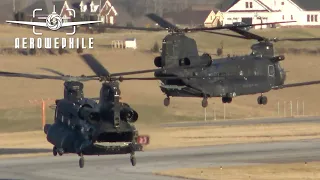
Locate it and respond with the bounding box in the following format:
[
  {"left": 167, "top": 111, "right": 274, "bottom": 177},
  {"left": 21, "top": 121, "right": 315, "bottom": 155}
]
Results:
[
  {"left": 220, "top": 0, "right": 320, "bottom": 29},
  {"left": 124, "top": 38, "right": 137, "bottom": 49}
]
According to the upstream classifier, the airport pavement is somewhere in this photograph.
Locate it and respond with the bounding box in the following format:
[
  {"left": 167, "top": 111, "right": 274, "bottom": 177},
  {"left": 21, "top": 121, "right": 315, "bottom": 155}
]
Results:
[
  {"left": 161, "top": 116, "right": 320, "bottom": 128},
  {"left": 1, "top": 138, "right": 320, "bottom": 180}
]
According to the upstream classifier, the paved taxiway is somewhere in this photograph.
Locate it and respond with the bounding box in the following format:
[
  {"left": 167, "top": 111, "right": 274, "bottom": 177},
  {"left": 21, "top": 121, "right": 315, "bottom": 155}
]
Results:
[
  {"left": 1, "top": 138, "right": 320, "bottom": 180},
  {"left": 162, "top": 116, "right": 320, "bottom": 127}
]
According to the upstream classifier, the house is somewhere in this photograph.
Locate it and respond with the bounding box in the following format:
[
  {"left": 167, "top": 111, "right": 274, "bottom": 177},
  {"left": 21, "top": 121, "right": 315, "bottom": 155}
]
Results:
[
  {"left": 59, "top": 1, "right": 73, "bottom": 22},
  {"left": 124, "top": 38, "right": 137, "bottom": 49},
  {"left": 72, "top": 0, "right": 117, "bottom": 24},
  {"left": 18, "top": 0, "right": 72, "bottom": 21},
  {"left": 219, "top": 0, "right": 320, "bottom": 29},
  {"left": 98, "top": 0, "right": 118, "bottom": 24},
  {"left": 204, "top": 10, "right": 224, "bottom": 28}
]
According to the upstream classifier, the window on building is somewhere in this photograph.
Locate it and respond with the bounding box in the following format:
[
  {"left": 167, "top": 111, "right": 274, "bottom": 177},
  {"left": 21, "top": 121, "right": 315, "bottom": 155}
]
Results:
[
  {"left": 281, "top": 2, "right": 284, "bottom": 5},
  {"left": 315, "top": 15, "right": 318, "bottom": 22},
  {"left": 307, "top": 15, "right": 310, "bottom": 22},
  {"left": 249, "top": 2, "right": 253, "bottom": 8},
  {"left": 291, "top": 15, "right": 293, "bottom": 20},
  {"left": 311, "top": 15, "right": 314, "bottom": 22},
  {"left": 282, "top": 15, "right": 284, "bottom": 20},
  {"left": 245, "top": 2, "right": 249, "bottom": 8}
]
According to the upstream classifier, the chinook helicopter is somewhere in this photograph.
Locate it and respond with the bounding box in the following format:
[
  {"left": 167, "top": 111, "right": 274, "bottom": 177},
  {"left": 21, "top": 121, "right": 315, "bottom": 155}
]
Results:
[
  {"left": 0, "top": 54, "right": 184, "bottom": 168},
  {"left": 104, "top": 13, "right": 320, "bottom": 108}
]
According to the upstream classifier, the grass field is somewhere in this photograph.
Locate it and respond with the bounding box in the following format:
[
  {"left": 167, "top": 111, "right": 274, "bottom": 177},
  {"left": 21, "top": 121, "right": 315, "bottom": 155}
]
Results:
[
  {"left": 1, "top": 122, "right": 319, "bottom": 158},
  {"left": 155, "top": 161, "right": 320, "bottom": 180},
  {"left": 0, "top": 24, "right": 320, "bottom": 133}
]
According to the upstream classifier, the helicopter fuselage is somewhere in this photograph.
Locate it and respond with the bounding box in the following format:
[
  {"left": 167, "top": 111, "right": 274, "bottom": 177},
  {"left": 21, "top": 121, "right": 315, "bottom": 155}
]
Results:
[
  {"left": 158, "top": 54, "right": 286, "bottom": 98},
  {"left": 153, "top": 34, "right": 286, "bottom": 106}
]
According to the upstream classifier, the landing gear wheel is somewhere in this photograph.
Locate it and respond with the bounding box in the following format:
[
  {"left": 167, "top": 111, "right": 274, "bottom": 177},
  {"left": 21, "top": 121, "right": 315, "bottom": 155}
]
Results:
[
  {"left": 130, "top": 155, "right": 136, "bottom": 166},
  {"left": 257, "top": 96, "right": 268, "bottom": 105},
  {"left": 222, "top": 97, "right": 232, "bottom": 103},
  {"left": 79, "top": 156, "right": 84, "bottom": 168},
  {"left": 53, "top": 146, "right": 57, "bottom": 156},
  {"left": 261, "top": 96, "right": 268, "bottom": 105},
  {"left": 57, "top": 149, "right": 63, "bottom": 156},
  {"left": 257, "top": 96, "right": 262, "bottom": 104},
  {"left": 164, "top": 97, "right": 170, "bottom": 107},
  {"left": 202, "top": 98, "right": 208, "bottom": 108}
]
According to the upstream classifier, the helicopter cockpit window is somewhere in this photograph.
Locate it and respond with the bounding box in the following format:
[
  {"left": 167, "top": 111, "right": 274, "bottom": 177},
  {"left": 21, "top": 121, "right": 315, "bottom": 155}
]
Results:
[{"left": 268, "top": 65, "right": 275, "bottom": 76}]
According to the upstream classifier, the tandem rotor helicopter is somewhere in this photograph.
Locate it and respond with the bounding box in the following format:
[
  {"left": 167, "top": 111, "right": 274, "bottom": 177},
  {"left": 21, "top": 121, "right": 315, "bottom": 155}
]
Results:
[
  {"left": 102, "top": 13, "right": 320, "bottom": 108},
  {"left": 0, "top": 54, "right": 184, "bottom": 168}
]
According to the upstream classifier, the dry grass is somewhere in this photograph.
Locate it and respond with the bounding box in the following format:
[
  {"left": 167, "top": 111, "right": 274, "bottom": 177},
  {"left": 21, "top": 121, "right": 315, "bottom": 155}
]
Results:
[
  {"left": 0, "top": 25, "right": 320, "bottom": 132},
  {"left": 1, "top": 123, "right": 320, "bottom": 158},
  {"left": 155, "top": 161, "right": 320, "bottom": 180}
]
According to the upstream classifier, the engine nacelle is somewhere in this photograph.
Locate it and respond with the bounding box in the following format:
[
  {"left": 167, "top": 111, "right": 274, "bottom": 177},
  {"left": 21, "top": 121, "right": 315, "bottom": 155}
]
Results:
[
  {"left": 270, "top": 55, "right": 285, "bottom": 62},
  {"left": 78, "top": 106, "right": 100, "bottom": 122},
  {"left": 199, "top": 53, "right": 212, "bottom": 67},
  {"left": 120, "top": 107, "right": 138, "bottom": 123},
  {"left": 154, "top": 56, "right": 163, "bottom": 67}
]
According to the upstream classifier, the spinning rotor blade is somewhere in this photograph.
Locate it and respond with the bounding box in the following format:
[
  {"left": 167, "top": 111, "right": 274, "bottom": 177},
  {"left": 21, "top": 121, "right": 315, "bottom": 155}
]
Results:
[
  {"left": 101, "top": 13, "right": 296, "bottom": 33},
  {"left": 273, "top": 37, "right": 320, "bottom": 42},
  {"left": 80, "top": 53, "right": 169, "bottom": 79},
  {"left": 273, "top": 80, "right": 320, "bottom": 89},
  {"left": 208, "top": 25, "right": 320, "bottom": 42},
  {"left": 38, "top": 68, "right": 66, "bottom": 76},
  {"left": 0, "top": 71, "right": 99, "bottom": 81},
  {"left": 80, "top": 54, "right": 111, "bottom": 77}
]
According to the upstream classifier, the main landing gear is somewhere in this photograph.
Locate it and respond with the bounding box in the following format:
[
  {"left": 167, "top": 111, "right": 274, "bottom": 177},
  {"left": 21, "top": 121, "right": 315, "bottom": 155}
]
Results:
[
  {"left": 78, "top": 153, "right": 84, "bottom": 168},
  {"left": 53, "top": 146, "right": 63, "bottom": 156},
  {"left": 129, "top": 143, "right": 136, "bottom": 166},
  {"left": 164, "top": 97, "right": 170, "bottom": 107},
  {"left": 222, "top": 97, "right": 232, "bottom": 103},
  {"left": 202, "top": 97, "right": 208, "bottom": 108},
  {"left": 257, "top": 94, "right": 268, "bottom": 105}
]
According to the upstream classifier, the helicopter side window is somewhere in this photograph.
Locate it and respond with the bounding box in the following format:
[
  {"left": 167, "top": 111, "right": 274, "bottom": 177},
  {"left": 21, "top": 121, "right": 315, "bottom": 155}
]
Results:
[{"left": 268, "top": 65, "right": 275, "bottom": 76}]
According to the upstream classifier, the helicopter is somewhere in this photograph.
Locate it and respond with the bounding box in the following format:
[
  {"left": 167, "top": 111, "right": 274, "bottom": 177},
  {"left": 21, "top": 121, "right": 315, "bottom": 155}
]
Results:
[
  {"left": 103, "top": 13, "right": 320, "bottom": 108},
  {"left": 0, "top": 54, "right": 183, "bottom": 168}
]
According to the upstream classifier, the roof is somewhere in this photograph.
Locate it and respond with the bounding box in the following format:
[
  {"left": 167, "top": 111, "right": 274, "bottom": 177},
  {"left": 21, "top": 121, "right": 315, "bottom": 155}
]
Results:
[
  {"left": 291, "top": 0, "right": 320, "bottom": 11},
  {"left": 215, "top": 0, "right": 238, "bottom": 12},
  {"left": 163, "top": 9, "right": 212, "bottom": 26},
  {"left": 20, "top": 0, "right": 74, "bottom": 15}
]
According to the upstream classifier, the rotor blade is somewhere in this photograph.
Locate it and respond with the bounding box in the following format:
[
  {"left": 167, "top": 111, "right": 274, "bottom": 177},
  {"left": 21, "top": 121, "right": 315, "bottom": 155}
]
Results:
[
  {"left": 111, "top": 69, "right": 162, "bottom": 77},
  {"left": 226, "top": 27, "right": 266, "bottom": 41},
  {"left": 202, "top": 31, "right": 248, "bottom": 39},
  {"left": 146, "top": 13, "right": 178, "bottom": 29},
  {"left": 0, "top": 71, "right": 99, "bottom": 82},
  {"left": 0, "top": 71, "right": 65, "bottom": 80},
  {"left": 185, "top": 21, "right": 296, "bottom": 33},
  {"left": 98, "top": 24, "right": 164, "bottom": 31},
  {"left": 272, "top": 80, "right": 320, "bottom": 89},
  {"left": 38, "top": 67, "right": 66, "bottom": 76},
  {"left": 275, "top": 37, "right": 320, "bottom": 42},
  {"left": 80, "top": 54, "right": 110, "bottom": 77}
]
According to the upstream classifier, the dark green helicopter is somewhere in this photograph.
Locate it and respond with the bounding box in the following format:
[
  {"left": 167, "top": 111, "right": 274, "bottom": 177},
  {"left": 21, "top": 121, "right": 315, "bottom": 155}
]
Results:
[
  {"left": 104, "top": 13, "right": 320, "bottom": 108},
  {"left": 0, "top": 54, "right": 177, "bottom": 168}
]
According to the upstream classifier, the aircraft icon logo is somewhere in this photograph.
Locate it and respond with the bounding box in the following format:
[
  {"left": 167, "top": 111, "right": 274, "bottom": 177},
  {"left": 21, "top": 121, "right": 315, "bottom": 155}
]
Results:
[{"left": 6, "top": 5, "right": 101, "bottom": 35}]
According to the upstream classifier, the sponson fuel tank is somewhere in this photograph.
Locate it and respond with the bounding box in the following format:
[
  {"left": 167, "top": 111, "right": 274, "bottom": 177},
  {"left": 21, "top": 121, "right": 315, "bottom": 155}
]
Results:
[{"left": 44, "top": 123, "right": 85, "bottom": 153}]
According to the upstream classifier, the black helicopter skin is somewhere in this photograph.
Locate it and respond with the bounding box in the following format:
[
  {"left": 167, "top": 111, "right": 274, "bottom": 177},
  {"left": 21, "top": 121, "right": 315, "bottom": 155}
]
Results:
[
  {"left": 0, "top": 55, "right": 171, "bottom": 168},
  {"left": 106, "top": 13, "right": 320, "bottom": 108}
]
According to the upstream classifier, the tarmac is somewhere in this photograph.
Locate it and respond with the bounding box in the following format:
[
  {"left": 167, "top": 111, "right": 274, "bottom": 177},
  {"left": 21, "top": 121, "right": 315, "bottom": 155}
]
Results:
[{"left": 1, "top": 116, "right": 320, "bottom": 180}]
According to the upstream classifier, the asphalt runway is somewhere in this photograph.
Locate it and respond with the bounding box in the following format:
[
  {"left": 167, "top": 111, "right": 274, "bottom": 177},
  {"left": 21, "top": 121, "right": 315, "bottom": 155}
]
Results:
[
  {"left": 1, "top": 138, "right": 320, "bottom": 180},
  {"left": 162, "top": 116, "right": 320, "bottom": 127}
]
